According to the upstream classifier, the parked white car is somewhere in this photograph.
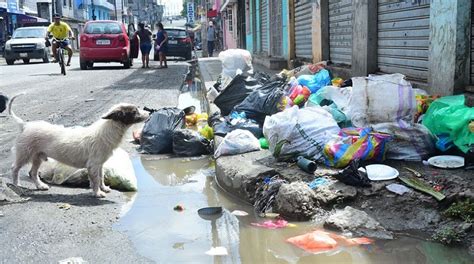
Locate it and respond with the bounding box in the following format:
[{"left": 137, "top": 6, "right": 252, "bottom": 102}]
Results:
[{"left": 4, "top": 26, "right": 50, "bottom": 65}]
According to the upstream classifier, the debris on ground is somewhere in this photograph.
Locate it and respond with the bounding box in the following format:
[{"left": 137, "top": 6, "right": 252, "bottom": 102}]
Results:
[
  {"left": 57, "top": 203, "right": 72, "bottom": 210},
  {"left": 287, "top": 229, "right": 373, "bottom": 254},
  {"left": 251, "top": 219, "right": 289, "bottom": 229},
  {"left": 174, "top": 205, "right": 185, "bottom": 211},
  {"left": 205, "top": 246, "right": 228, "bottom": 256}
]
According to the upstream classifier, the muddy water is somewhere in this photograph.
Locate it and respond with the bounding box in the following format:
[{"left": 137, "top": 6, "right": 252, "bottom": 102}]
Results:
[{"left": 115, "top": 156, "right": 472, "bottom": 264}]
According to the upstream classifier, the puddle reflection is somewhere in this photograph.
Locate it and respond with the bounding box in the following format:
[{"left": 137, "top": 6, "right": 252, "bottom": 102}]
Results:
[{"left": 115, "top": 156, "right": 473, "bottom": 264}]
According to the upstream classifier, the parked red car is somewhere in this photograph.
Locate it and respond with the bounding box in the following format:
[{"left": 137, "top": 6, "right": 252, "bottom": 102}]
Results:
[{"left": 79, "top": 21, "right": 138, "bottom": 70}]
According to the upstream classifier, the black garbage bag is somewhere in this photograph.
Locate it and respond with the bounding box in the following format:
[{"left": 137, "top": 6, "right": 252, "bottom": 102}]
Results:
[
  {"left": 333, "top": 160, "right": 371, "bottom": 187},
  {"left": 140, "top": 107, "right": 185, "bottom": 154},
  {"left": 233, "top": 79, "right": 286, "bottom": 124},
  {"left": 0, "top": 94, "right": 8, "bottom": 113},
  {"left": 213, "top": 118, "right": 263, "bottom": 138},
  {"left": 172, "top": 129, "right": 212, "bottom": 156},
  {"left": 213, "top": 74, "right": 261, "bottom": 116}
]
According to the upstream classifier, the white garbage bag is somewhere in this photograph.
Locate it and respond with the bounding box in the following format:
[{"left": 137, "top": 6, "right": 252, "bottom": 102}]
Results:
[
  {"left": 219, "top": 49, "right": 254, "bottom": 79},
  {"left": 39, "top": 148, "right": 137, "bottom": 191},
  {"left": 263, "top": 106, "right": 340, "bottom": 161},
  {"left": 349, "top": 74, "right": 417, "bottom": 127},
  {"left": 214, "top": 129, "right": 260, "bottom": 158}
]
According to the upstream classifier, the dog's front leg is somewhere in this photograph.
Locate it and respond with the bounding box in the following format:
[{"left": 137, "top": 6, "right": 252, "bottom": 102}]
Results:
[
  {"left": 87, "top": 165, "right": 106, "bottom": 198},
  {"left": 100, "top": 172, "right": 112, "bottom": 193}
]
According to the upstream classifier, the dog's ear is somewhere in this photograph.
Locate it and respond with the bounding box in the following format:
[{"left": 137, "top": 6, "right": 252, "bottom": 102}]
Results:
[{"left": 102, "top": 109, "right": 124, "bottom": 121}]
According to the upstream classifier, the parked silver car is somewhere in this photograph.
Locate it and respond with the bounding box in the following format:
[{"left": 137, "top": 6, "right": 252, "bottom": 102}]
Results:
[{"left": 4, "top": 26, "right": 50, "bottom": 65}]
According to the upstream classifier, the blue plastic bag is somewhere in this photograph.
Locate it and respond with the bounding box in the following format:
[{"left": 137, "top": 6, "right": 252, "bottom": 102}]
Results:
[{"left": 296, "top": 69, "right": 331, "bottom": 93}]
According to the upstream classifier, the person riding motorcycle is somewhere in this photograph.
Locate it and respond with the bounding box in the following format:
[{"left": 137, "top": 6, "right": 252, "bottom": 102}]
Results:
[{"left": 45, "top": 14, "right": 75, "bottom": 66}]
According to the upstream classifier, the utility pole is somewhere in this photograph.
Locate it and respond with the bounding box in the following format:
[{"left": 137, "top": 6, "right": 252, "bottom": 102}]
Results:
[
  {"left": 114, "top": 0, "right": 118, "bottom": 20},
  {"left": 51, "top": 0, "right": 55, "bottom": 21},
  {"left": 91, "top": 0, "right": 97, "bottom": 20},
  {"left": 201, "top": 0, "right": 208, "bottom": 57},
  {"left": 121, "top": 0, "right": 124, "bottom": 23}
]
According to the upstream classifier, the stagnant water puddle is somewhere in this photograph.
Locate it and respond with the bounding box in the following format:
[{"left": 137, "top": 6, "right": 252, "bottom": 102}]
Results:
[
  {"left": 115, "top": 62, "right": 472, "bottom": 263},
  {"left": 114, "top": 156, "right": 472, "bottom": 263}
]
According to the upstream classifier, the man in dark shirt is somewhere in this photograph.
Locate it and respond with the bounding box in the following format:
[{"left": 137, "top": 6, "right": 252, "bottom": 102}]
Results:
[{"left": 207, "top": 21, "right": 215, "bottom": 57}]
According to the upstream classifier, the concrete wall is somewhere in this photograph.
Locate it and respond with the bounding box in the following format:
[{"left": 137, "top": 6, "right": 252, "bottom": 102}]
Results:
[{"left": 429, "top": 0, "right": 471, "bottom": 95}]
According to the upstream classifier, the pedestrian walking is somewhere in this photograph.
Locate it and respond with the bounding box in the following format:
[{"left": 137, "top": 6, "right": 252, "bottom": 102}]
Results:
[
  {"left": 207, "top": 21, "right": 216, "bottom": 57},
  {"left": 134, "top": 22, "right": 152, "bottom": 68},
  {"left": 155, "top": 22, "right": 168, "bottom": 69}
]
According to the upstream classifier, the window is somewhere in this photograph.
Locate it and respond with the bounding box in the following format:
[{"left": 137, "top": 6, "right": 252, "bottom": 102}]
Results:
[
  {"left": 227, "top": 8, "right": 233, "bottom": 32},
  {"left": 63, "top": 0, "right": 66, "bottom": 6},
  {"left": 69, "top": 0, "right": 72, "bottom": 8},
  {"left": 167, "top": 29, "right": 187, "bottom": 37},
  {"left": 84, "top": 22, "right": 122, "bottom": 34}
]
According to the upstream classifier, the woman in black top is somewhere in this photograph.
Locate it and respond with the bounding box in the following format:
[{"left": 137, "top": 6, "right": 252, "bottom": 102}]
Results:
[
  {"left": 134, "top": 22, "right": 152, "bottom": 68},
  {"left": 155, "top": 22, "right": 168, "bottom": 69}
]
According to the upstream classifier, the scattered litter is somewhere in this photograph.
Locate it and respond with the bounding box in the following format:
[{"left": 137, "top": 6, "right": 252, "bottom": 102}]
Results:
[
  {"left": 365, "top": 164, "right": 399, "bottom": 181},
  {"left": 404, "top": 167, "right": 422, "bottom": 177},
  {"left": 84, "top": 99, "right": 95, "bottom": 102},
  {"left": 287, "top": 223, "right": 297, "bottom": 228},
  {"left": 174, "top": 205, "right": 185, "bottom": 211},
  {"left": 287, "top": 229, "right": 373, "bottom": 254},
  {"left": 57, "top": 203, "right": 72, "bottom": 210},
  {"left": 261, "top": 213, "right": 280, "bottom": 219},
  {"left": 205, "top": 246, "right": 228, "bottom": 256},
  {"left": 399, "top": 176, "right": 446, "bottom": 201},
  {"left": 422, "top": 160, "right": 429, "bottom": 166},
  {"left": 251, "top": 219, "right": 288, "bottom": 229},
  {"left": 307, "top": 178, "right": 329, "bottom": 189},
  {"left": 297, "top": 156, "right": 317, "bottom": 174},
  {"left": 259, "top": 137, "right": 269, "bottom": 149},
  {"left": 334, "top": 160, "right": 371, "bottom": 187},
  {"left": 254, "top": 176, "right": 287, "bottom": 215},
  {"left": 231, "top": 210, "right": 249, "bottom": 216},
  {"left": 427, "top": 155, "right": 465, "bottom": 169},
  {"left": 58, "top": 257, "right": 88, "bottom": 264},
  {"left": 386, "top": 183, "right": 412, "bottom": 195},
  {"left": 0, "top": 211, "right": 4, "bottom": 217}
]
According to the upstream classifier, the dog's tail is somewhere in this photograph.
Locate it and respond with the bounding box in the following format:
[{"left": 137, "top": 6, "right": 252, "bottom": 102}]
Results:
[{"left": 8, "top": 93, "right": 26, "bottom": 130}]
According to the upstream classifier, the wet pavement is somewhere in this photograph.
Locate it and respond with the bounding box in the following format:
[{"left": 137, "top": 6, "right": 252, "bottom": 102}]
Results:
[{"left": 115, "top": 155, "right": 473, "bottom": 263}]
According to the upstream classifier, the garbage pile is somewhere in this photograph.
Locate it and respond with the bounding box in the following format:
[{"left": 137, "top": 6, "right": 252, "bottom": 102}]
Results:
[{"left": 206, "top": 50, "right": 471, "bottom": 164}]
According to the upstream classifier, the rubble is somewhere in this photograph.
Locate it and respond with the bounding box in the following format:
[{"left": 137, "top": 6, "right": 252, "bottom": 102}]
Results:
[
  {"left": 274, "top": 182, "right": 317, "bottom": 221},
  {"left": 324, "top": 206, "right": 394, "bottom": 240}
]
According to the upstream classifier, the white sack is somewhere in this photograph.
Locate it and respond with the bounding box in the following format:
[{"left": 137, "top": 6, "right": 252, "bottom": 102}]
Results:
[
  {"left": 219, "top": 49, "right": 253, "bottom": 79},
  {"left": 214, "top": 129, "right": 260, "bottom": 158}
]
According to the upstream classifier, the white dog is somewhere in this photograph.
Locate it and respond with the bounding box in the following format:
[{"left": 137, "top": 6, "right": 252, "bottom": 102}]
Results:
[{"left": 8, "top": 94, "right": 148, "bottom": 197}]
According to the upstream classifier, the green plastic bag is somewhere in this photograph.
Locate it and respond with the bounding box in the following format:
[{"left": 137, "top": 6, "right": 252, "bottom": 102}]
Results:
[{"left": 423, "top": 95, "right": 474, "bottom": 153}]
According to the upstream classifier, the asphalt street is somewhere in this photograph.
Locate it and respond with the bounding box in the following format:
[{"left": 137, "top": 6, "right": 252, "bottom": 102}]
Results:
[{"left": 0, "top": 55, "right": 189, "bottom": 263}]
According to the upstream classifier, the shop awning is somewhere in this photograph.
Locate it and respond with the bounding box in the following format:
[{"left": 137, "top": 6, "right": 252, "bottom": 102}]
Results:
[
  {"left": 17, "top": 14, "right": 48, "bottom": 24},
  {"left": 220, "top": 0, "right": 237, "bottom": 13}
]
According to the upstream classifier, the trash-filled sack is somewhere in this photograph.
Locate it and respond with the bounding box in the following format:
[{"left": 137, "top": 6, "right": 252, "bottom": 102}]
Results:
[
  {"left": 349, "top": 74, "right": 416, "bottom": 127},
  {"left": 279, "top": 62, "right": 326, "bottom": 79},
  {"left": 213, "top": 74, "right": 260, "bottom": 116},
  {"left": 372, "top": 121, "right": 436, "bottom": 161},
  {"left": 323, "top": 128, "right": 392, "bottom": 168},
  {"left": 287, "top": 82, "right": 311, "bottom": 107},
  {"left": 219, "top": 49, "right": 254, "bottom": 79},
  {"left": 423, "top": 95, "right": 474, "bottom": 153},
  {"left": 213, "top": 115, "right": 263, "bottom": 138},
  {"left": 263, "top": 106, "right": 340, "bottom": 161},
  {"left": 172, "top": 129, "right": 212, "bottom": 156},
  {"left": 233, "top": 79, "right": 287, "bottom": 124},
  {"left": 214, "top": 129, "right": 261, "bottom": 158},
  {"left": 39, "top": 148, "right": 137, "bottom": 191},
  {"left": 307, "top": 86, "right": 352, "bottom": 126},
  {"left": 296, "top": 69, "right": 331, "bottom": 93},
  {"left": 140, "top": 107, "right": 185, "bottom": 154}
]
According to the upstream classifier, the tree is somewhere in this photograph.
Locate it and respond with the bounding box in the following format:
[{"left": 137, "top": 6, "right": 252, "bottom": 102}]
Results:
[{"left": 181, "top": 2, "right": 187, "bottom": 17}]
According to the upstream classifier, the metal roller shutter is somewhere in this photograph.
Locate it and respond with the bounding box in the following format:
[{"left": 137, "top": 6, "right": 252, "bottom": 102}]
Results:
[
  {"left": 471, "top": 1, "right": 474, "bottom": 84},
  {"left": 328, "top": 0, "right": 353, "bottom": 65},
  {"left": 260, "top": 0, "right": 269, "bottom": 54},
  {"left": 377, "top": 0, "right": 430, "bottom": 84},
  {"left": 294, "top": 0, "right": 313, "bottom": 59}
]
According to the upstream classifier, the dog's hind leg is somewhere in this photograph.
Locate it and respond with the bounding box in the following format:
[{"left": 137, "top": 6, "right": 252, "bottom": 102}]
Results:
[
  {"left": 29, "top": 153, "right": 49, "bottom": 190},
  {"left": 12, "top": 154, "right": 29, "bottom": 186},
  {"left": 100, "top": 171, "right": 111, "bottom": 193},
  {"left": 88, "top": 165, "right": 106, "bottom": 198}
]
